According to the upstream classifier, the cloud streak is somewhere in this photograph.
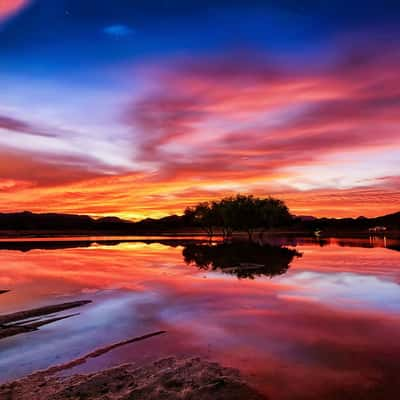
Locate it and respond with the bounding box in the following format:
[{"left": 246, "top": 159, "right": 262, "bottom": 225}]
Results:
[
  {"left": 126, "top": 46, "right": 400, "bottom": 189},
  {"left": 103, "top": 24, "right": 134, "bottom": 37},
  {"left": 0, "top": 114, "right": 58, "bottom": 138}
]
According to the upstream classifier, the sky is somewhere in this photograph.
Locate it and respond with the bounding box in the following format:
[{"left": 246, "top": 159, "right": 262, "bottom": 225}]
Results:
[{"left": 0, "top": 0, "right": 399, "bottom": 219}]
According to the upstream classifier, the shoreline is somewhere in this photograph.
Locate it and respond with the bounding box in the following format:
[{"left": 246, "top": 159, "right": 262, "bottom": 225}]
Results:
[
  {"left": 0, "top": 295, "right": 266, "bottom": 399},
  {"left": 0, "top": 356, "right": 266, "bottom": 400},
  {"left": 0, "top": 230, "right": 398, "bottom": 239}
]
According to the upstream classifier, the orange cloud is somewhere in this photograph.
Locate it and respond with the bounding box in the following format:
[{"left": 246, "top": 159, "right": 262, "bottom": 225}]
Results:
[
  {"left": 0, "top": 149, "right": 108, "bottom": 187},
  {"left": 0, "top": 168, "right": 399, "bottom": 219}
]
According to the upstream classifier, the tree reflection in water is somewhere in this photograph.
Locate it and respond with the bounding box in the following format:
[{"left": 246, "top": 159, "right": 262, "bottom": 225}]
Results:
[{"left": 182, "top": 242, "right": 302, "bottom": 279}]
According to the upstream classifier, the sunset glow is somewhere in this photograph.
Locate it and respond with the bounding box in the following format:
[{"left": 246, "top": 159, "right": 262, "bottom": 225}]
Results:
[{"left": 1, "top": 1, "right": 399, "bottom": 219}]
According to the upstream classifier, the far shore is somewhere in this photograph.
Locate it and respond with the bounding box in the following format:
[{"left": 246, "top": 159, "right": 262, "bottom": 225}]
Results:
[{"left": 0, "top": 229, "right": 398, "bottom": 239}]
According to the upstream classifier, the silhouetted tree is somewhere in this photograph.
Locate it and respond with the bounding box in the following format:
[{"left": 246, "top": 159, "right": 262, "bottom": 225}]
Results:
[
  {"left": 212, "top": 198, "right": 235, "bottom": 239},
  {"left": 184, "top": 202, "right": 218, "bottom": 238},
  {"left": 187, "top": 195, "right": 292, "bottom": 240},
  {"left": 256, "top": 197, "right": 292, "bottom": 238}
]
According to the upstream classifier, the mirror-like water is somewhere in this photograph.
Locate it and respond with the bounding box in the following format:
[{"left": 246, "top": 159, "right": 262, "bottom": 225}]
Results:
[{"left": 0, "top": 236, "right": 399, "bottom": 399}]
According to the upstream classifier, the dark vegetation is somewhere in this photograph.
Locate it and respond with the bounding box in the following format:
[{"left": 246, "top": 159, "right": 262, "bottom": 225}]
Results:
[{"left": 184, "top": 195, "right": 292, "bottom": 239}]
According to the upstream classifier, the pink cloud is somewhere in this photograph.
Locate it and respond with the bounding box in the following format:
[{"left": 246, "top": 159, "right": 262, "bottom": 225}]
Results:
[
  {"left": 0, "top": 0, "right": 30, "bottom": 22},
  {"left": 0, "top": 149, "right": 106, "bottom": 187},
  {"left": 0, "top": 114, "right": 57, "bottom": 138},
  {"left": 126, "top": 47, "right": 400, "bottom": 185}
]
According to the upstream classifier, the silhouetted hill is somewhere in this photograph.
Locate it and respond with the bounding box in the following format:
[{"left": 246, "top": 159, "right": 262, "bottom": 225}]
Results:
[
  {"left": 0, "top": 211, "right": 94, "bottom": 230},
  {"left": 372, "top": 211, "right": 400, "bottom": 226},
  {"left": 296, "top": 215, "right": 317, "bottom": 221},
  {"left": 0, "top": 210, "right": 398, "bottom": 235},
  {"left": 96, "top": 216, "right": 130, "bottom": 224},
  {"left": 0, "top": 211, "right": 190, "bottom": 234},
  {"left": 295, "top": 211, "right": 400, "bottom": 232}
]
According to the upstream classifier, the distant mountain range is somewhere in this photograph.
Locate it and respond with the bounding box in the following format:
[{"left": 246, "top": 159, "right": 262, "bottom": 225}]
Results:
[
  {"left": 0, "top": 210, "right": 399, "bottom": 235},
  {"left": 295, "top": 211, "right": 400, "bottom": 232},
  {"left": 0, "top": 211, "right": 191, "bottom": 234}
]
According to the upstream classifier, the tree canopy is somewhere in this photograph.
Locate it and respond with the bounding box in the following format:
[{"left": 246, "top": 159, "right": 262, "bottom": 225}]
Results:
[{"left": 184, "top": 195, "right": 292, "bottom": 239}]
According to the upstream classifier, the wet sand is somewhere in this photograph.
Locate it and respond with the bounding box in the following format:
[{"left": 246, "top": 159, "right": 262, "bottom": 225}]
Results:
[{"left": 0, "top": 357, "right": 266, "bottom": 400}]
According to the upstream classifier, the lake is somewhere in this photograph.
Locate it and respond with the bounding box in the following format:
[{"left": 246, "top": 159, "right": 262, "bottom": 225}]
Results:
[{"left": 0, "top": 236, "right": 399, "bottom": 399}]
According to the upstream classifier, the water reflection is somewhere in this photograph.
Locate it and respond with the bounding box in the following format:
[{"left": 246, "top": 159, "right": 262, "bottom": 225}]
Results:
[
  {"left": 182, "top": 242, "right": 302, "bottom": 279},
  {"left": 0, "top": 237, "right": 399, "bottom": 399},
  {"left": 1, "top": 235, "right": 399, "bottom": 253},
  {"left": 0, "top": 240, "right": 100, "bottom": 252},
  {"left": 0, "top": 238, "right": 197, "bottom": 252}
]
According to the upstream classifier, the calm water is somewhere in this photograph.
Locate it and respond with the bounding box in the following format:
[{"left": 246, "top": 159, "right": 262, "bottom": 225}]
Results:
[{"left": 0, "top": 236, "right": 399, "bottom": 399}]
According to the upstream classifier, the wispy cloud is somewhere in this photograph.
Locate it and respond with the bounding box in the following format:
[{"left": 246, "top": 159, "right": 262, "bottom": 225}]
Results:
[
  {"left": 102, "top": 24, "right": 134, "bottom": 37},
  {"left": 127, "top": 46, "right": 400, "bottom": 189},
  {"left": 0, "top": 114, "right": 58, "bottom": 138}
]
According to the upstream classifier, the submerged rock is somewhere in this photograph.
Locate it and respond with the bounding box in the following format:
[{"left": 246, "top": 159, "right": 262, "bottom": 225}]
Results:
[{"left": 0, "top": 357, "right": 266, "bottom": 400}]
